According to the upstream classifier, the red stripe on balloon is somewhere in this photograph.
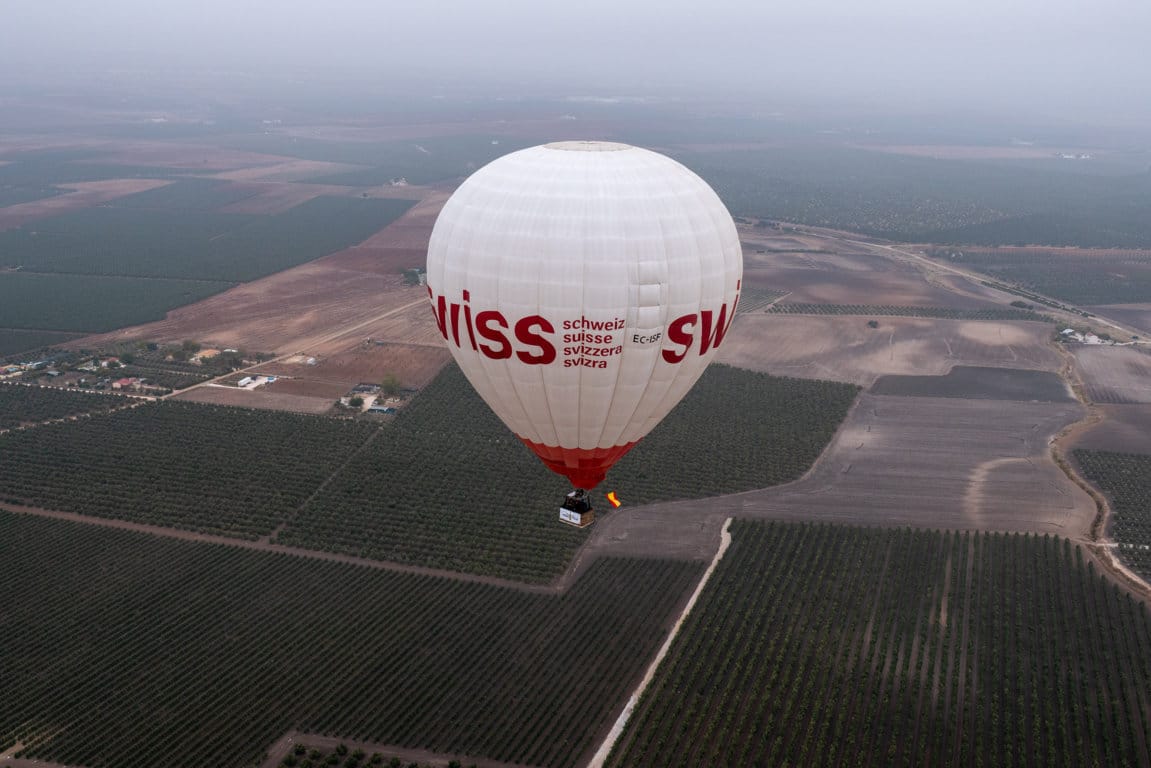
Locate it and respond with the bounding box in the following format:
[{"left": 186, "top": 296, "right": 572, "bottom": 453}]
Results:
[{"left": 518, "top": 437, "right": 639, "bottom": 490}]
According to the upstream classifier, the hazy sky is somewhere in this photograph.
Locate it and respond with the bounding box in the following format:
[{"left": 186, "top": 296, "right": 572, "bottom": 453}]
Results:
[{"left": 2, "top": 0, "right": 1148, "bottom": 121}]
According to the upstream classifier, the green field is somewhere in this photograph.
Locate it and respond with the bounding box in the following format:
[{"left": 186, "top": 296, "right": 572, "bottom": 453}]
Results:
[
  {"left": 930, "top": 249, "right": 1151, "bottom": 306},
  {"left": 278, "top": 364, "right": 858, "bottom": 581},
  {"left": 228, "top": 134, "right": 535, "bottom": 186},
  {"left": 0, "top": 383, "right": 128, "bottom": 430},
  {"left": 681, "top": 145, "right": 1151, "bottom": 248},
  {"left": 0, "top": 512, "right": 698, "bottom": 768},
  {"left": 1075, "top": 450, "right": 1151, "bottom": 580},
  {"left": 0, "top": 400, "right": 378, "bottom": 538},
  {"left": 0, "top": 360, "right": 857, "bottom": 584},
  {"left": 0, "top": 272, "right": 235, "bottom": 332},
  {"left": 110, "top": 178, "right": 263, "bottom": 210},
  {"left": 0, "top": 328, "right": 82, "bottom": 358},
  {"left": 0, "top": 182, "right": 60, "bottom": 207},
  {"left": 610, "top": 521, "right": 1151, "bottom": 768},
  {"left": 0, "top": 148, "right": 185, "bottom": 186},
  {"left": 0, "top": 196, "right": 414, "bottom": 282}
]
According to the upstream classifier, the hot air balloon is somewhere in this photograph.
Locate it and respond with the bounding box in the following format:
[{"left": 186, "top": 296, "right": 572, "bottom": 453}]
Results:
[{"left": 426, "top": 141, "right": 742, "bottom": 526}]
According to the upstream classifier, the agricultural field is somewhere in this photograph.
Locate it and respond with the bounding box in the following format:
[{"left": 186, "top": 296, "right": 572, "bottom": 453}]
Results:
[
  {"left": 606, "top": 365, "right": 859, "bottom": 505},
  {"left": 683, "top": 144, "right": 1151, "bottom": 247},
  {"left": 870, "top": 365, "right": 1073, "bottom": 402},
  {"left": 228, "top": 133, "right": 536, "bottom": 186},
  {"left": 0, "top": 512, "right": 698, "bottom": 768},
  {"left": 1088, "top": 303, "right": 1151, "bottom": 335},
  {"left": 108, "top": 177, "right": 264, "bottom": 210},
  {"left": 766, "top": 303, "right": 1049, "bottom": 322},
  {"left": 1075, "top": 450, "right": 1151, "bottom": 581},
  {"left": 928, "top": 248, "right": 1151, "bottom": 306},
  {"left": 174, "top": 384, "right": 341, "bottom": 416},
  {"left": 0, "top": 196, "right": 414, "bottom": 282},
  {"left": 0, "top": 272, "right": 234, "bottom": 332},
  {"left": 719, "top": 315, "right": 1062, "bottom": 387},
  {"left": 0, "top": 383, "right": 128, "bottom": 431},
  {"left": 1068, "top": 405, "right": 1151, "bottom": 455},
  {"left": 1070, "top": 345, "right": 1151, "bottom": 404},
  {"left": 734, "top": 395, "right": 1091, "bottom": 533},
  {"left": 738, "top": 233, "right": 1003, "bottom": 310},
  {"left": 608, "top": 521, "right": 1151, "bottom": 768},
  {"left": 276, "top": 364, "right": 857, "bottom": 582},
  {"left": 0, "top": 328, "right": 81, "bottom": 358},
  {"left": 77, "top": 251, "right": 432, "bottom": 356},
  {"left": 0, "top": 400, "right": 377, "bottom": 538}
]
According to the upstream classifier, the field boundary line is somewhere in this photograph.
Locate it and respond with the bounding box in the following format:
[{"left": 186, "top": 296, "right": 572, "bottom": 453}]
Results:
[
  {"left": 586, "top": 516, "right": 734, "bottom": 768},
  {"left": 0, "top": 502, "right": 561, "bottom": 594},
  {"left": 263, "top": 424, "right": 387, "bottom": 544}
]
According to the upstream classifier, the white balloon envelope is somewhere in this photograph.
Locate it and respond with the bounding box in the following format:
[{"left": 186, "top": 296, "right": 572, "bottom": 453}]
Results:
[{"left": 426, "top": 141, "right": 743, "bottom": 490}]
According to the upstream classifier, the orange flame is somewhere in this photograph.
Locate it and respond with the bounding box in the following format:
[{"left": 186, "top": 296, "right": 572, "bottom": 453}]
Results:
[{"left": 606, "top": 491, "right": 621, "bottom": 508}]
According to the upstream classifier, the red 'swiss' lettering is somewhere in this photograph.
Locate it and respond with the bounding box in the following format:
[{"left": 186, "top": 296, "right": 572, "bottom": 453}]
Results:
[
  {"left": 660, "top": 281, "right": 741, "bottom": 363},
  {"left": 474, "top": 310, "right": 511, "bottom": 359},
  {"left": 514, "top": 316, "right": 557, "bottom": 364},
  {"left": 661, "top": 314, "right": 696, "bottom": 364},
  {"left": 429, "top": 280, "right": 740, "bottom": 367}
]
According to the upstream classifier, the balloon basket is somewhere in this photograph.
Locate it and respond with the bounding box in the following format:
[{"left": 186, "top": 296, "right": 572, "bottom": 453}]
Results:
[{"left": 558, "top": 489, "right": 596, "bottom": 528}]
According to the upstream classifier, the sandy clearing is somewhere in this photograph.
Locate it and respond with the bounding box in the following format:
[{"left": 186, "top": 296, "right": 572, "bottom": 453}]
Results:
[
  {"left": 719, "top": 315, "right": 1061, "bottom": 386},
  {"left": 172, "top": 385, "right": 336, "bottom": 414},
  {"left": 1071, "top": 345, "right": 1151, "bottom": 404},
  {"left": 255, "top": 341, "right": 450, "bottom": 392},
  {"left": 0, "top": 178, "right": 173, "bottom": 230},
  {"left": 74, "top": 263, "right": 414, "bottom": 353}
]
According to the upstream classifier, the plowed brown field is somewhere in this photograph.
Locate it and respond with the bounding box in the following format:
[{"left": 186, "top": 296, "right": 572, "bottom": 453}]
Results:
[{"left": 719, "top": 315, "right": 1061, "bottom": 386}]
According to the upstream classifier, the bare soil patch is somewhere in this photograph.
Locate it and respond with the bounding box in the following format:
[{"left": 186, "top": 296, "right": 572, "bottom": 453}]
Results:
[
  {"left": 584, "top": 396, "right": 1093, "bottom": 564},
  {"left": 0, "top": 179, "right": 172, "bottom": 229},
  {"left": 74, "top": 262, "right": 411, "bottom": 353},
  {"left": 719, "top": 315, "right": 1061, "bottom": 386},
  {"left": 871, "top": 365, "right": 1074, "bottom": 402},
  {"left": 1071, "top": 345, "right": 1151, "bottom": 403},
  {"left": 172, "top": 384, "right": 335, "bottom": 414},
  {"left": 212, "top": 159, "right": 367, "bottom": 183},
  {"left": 255, "top": 342, "right": 450, "bottom": 392},
  {"left": 1066, "top": 404, "right": 1151, "bottom": 454},
  {"left": 737, "top": 228, "right": 1008, "bottom": 309}
]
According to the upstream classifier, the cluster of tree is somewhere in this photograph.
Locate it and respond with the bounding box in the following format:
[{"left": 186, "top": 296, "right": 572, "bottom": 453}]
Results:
[
  {"left": 280, "top": 364, "right": 857, "bottom": 582},
  {"left": 1075, "top": 450, "right": 1151, "bottom": 579},
  {"left": 0, "top": 400, "right": 377, "bottom": 538},
  {"left": 610, "top": 522, "right": 1151, "bottom": 767},
  {"left": 1, "top": 513, "right": 696, "bottom": 768},
  {"left": 282, "top": 742, "right": 474, "bottom": 768},
  {"left": 0, "top": 382, "right": 127, "bottom": 430}
]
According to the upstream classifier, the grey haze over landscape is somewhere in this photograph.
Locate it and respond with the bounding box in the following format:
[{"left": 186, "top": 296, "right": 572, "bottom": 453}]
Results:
[{"left": 1, "top": 0, "right": 1149, "bottom": 123}]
